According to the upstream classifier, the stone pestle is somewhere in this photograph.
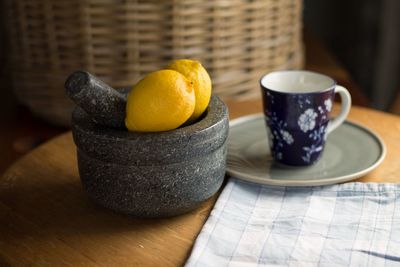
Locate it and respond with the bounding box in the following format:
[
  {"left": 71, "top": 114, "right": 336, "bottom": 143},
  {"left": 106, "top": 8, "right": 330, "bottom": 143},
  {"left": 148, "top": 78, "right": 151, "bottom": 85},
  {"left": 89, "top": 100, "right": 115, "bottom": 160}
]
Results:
[{"left": 65, "top": 71, "right": 127, "bottom": 128}]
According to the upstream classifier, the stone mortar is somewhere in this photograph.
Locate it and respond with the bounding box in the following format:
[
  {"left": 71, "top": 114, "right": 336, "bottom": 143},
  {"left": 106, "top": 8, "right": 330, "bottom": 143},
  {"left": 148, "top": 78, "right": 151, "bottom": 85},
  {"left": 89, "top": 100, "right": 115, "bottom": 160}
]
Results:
[{"left": 72, "top": 95, "right": 229, "bottom": 218}]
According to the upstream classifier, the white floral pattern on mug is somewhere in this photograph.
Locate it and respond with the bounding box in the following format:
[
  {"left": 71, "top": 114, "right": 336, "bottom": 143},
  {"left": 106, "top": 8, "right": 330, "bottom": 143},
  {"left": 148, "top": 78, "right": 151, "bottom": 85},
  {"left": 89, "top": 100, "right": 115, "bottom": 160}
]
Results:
[
  {"left": 298, "top": 108, "right": 318, "bottom": 133},
  {"left": 302, "top": 144, "right": 323, "bottom": 163},
  {"left": 266, "top": 112, "right": 295, "bottom": 161},
  {"left": 266, "top": 96, "right": 335, "bottom": 164},
  {"left": 324, "top": 99, "right": 332, "bottom": 112},
  {"left": 280, "top": 130, "right": 294, "bottom": 145}
]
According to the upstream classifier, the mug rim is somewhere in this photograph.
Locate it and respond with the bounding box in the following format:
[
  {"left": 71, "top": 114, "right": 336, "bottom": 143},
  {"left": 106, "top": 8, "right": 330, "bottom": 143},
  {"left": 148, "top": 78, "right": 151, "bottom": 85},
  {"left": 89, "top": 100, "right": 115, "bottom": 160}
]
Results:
[{"left": 260, "top": 70, "right": 337, "bottom": 94}]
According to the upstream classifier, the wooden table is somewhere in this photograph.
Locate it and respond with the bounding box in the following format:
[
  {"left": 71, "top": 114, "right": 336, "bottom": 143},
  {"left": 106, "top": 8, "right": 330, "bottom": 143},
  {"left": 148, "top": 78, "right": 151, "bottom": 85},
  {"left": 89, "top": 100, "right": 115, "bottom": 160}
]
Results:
[{"left": 1, "top": 100, "right": 400, "bottom": 267}]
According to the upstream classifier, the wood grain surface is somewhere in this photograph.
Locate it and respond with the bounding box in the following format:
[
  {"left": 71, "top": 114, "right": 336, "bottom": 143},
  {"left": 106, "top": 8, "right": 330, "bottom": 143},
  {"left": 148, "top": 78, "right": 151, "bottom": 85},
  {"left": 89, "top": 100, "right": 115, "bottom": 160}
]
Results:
[{"left": 1, "top": 101, "right": 400, "bottom": 267}]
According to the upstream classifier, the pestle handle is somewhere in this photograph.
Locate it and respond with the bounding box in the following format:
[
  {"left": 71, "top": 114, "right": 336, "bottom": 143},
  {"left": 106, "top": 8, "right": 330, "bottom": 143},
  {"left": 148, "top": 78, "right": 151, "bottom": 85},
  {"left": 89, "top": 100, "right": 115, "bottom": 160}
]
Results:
[{"left": 65, "top": 71, "right": 127, "bottom": 128}]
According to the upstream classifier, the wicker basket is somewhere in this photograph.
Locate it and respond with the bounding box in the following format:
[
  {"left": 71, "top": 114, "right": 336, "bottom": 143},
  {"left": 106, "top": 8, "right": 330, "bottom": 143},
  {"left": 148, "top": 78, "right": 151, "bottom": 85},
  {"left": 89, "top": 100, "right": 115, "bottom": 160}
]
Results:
[{"left": 3, "top": 0, "right": 303, "bottom": 126}]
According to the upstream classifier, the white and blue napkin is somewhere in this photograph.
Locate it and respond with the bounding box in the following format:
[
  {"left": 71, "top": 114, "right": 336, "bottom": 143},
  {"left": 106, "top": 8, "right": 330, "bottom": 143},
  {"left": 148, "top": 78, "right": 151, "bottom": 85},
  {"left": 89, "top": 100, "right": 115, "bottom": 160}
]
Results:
[{"left": 186, "top": 178, "right": 400, "bottom": 267}]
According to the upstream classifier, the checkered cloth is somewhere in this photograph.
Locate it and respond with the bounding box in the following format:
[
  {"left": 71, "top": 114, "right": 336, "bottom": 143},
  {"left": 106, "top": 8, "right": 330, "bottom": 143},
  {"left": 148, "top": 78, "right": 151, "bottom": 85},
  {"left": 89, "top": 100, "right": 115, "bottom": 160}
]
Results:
[{"left": 185, "top": 178, "right": 400, "bottom": 267}]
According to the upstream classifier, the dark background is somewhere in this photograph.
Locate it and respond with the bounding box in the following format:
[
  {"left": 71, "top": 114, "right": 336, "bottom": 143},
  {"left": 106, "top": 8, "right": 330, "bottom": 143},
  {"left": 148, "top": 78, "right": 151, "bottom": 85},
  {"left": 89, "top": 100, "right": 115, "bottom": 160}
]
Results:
[{"left": 304, "top": 0, "right": 400, "bottom": 110}]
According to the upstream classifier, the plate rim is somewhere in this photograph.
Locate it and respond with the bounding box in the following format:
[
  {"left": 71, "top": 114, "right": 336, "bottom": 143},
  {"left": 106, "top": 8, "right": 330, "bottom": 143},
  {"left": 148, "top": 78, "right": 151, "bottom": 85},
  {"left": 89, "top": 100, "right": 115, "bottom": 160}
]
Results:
[{"left": 227, "top": 113, "right": 387, "bottom": 186}]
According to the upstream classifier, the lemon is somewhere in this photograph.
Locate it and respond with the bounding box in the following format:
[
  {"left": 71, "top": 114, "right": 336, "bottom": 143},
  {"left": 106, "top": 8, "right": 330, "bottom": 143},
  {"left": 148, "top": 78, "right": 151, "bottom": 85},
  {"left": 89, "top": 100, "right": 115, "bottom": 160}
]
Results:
[
  {"left": 166, "top": 59, "right": 212, "bottom": 122},
  {"left": 125, "top": 69, "right": 195, "bottom": 132}
]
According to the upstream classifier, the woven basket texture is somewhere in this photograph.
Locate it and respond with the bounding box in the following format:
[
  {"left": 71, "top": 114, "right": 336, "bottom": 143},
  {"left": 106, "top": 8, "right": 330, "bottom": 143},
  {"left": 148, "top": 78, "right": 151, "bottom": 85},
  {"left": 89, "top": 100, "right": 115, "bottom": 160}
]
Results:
[{"left": 3, "top": 0, "right": 303, "bottom": 126}]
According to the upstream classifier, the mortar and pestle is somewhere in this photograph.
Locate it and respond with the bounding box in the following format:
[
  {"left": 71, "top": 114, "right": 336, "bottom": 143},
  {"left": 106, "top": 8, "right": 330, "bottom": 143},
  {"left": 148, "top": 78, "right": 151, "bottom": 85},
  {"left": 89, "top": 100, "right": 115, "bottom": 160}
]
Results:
[{"left": 65, "top": 71, "right": 229, "bottom": 217}]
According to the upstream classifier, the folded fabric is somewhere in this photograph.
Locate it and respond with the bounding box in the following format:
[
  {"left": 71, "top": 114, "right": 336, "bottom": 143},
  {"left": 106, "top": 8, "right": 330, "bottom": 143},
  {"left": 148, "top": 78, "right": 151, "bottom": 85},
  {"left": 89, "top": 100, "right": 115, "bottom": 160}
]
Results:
[{"left": 186, "top": 178, "right": 400, "bottom": 267}]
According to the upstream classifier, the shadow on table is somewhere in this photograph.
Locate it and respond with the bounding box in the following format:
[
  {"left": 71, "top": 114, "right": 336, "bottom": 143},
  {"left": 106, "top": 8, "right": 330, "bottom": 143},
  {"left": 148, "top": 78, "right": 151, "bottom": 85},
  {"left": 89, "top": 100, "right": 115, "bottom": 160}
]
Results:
[{"left": 0, "top": 173, "right": 206, "bottom": 241}]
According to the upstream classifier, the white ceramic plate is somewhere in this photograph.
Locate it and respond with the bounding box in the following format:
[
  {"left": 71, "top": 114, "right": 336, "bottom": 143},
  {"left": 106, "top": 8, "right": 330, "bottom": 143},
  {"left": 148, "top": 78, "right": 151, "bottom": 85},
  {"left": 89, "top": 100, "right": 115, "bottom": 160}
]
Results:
[{"left": 227, "top": 114, "right": 386, "bottom": 186}]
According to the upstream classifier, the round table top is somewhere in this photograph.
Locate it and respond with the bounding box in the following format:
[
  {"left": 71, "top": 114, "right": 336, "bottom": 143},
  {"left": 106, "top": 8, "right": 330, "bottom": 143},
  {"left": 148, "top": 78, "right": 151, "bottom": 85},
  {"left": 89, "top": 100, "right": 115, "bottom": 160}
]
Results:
[{"left": 1, "top": 101, "right": 400, "bottom": 266}]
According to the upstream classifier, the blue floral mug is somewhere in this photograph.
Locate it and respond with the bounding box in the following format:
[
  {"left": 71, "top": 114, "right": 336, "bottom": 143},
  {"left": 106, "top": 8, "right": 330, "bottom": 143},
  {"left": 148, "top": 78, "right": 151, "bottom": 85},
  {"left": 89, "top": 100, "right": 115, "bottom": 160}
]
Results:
[{"left": 260, "top": 71, "right": 352, "bottom": 166}]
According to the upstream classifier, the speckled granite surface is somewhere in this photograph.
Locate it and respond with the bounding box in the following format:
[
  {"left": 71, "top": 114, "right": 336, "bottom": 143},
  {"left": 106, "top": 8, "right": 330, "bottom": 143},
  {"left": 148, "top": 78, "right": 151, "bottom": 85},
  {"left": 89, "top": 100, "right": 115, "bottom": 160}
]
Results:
[
  {"left": 65, "top": 71, "right": 127, "bottom": 128},
  {"left": 72, "top": 95, "right": 229, "bottom": 217}
]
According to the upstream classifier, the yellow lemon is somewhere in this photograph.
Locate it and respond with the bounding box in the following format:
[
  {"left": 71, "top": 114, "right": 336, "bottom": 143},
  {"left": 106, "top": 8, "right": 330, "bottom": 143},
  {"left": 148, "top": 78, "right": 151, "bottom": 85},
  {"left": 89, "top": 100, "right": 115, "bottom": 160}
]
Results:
[
  {"left": 166, "top": 59, "right": 212, "bottom": 122},
  {"left": 125, "top": 69, "right": 195, "bottom": 132}
]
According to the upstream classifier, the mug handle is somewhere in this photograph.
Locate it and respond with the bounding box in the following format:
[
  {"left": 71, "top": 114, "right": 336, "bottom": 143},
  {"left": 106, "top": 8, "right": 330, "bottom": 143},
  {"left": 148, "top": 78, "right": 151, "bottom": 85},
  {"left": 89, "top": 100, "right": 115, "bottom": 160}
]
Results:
[{"left": 327, "top": 85, "right": 352, "bottom": 134}]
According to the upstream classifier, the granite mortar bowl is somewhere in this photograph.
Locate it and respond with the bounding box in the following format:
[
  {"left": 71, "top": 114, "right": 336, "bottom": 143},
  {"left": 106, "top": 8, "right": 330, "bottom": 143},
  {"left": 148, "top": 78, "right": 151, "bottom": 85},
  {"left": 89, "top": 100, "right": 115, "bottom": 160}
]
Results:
[{"left": 71, "top": 95, "right": 229, "bottom": 218}]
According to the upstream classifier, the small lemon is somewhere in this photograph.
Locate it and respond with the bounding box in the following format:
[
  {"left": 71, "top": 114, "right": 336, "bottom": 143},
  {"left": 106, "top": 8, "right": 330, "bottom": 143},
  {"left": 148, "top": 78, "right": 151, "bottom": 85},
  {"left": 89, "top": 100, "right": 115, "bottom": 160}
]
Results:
[
  {"left": 125, "top": 69, "right": 195, "bottom": 132},
  {"left": 166, "top": 59, "right": 212, "bottom": 122}
]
